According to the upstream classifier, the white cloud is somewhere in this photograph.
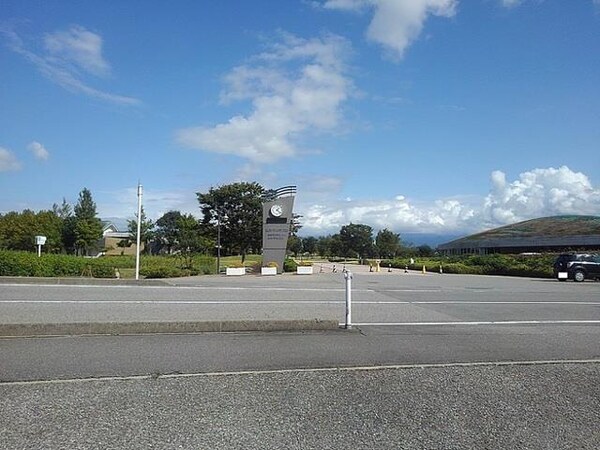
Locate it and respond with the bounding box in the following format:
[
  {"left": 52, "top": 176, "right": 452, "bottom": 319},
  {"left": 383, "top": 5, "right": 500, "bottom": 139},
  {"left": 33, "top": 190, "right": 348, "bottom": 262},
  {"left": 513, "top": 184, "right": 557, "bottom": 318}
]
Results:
[
  {"left": 97, "top": 187, "right": 201, "bottom": 221},
  {"left": 300, "top": 194, "right": 477, "bottom": 235},
  {"left": 483, "top": 166, "right": 600, "bottom": 225},
  {"left": 44, "top": 25, "right": 110, "bottom": 77},
  {"left": 298, "top": 166, "right": 600, "bottom": 236},
  {"left": 176, "top": 33, "right": 353, "bottom": 163},
  {"left": 0, "top": 147, "right": 22, "bottom": 172},
  {"left": 27, "top": 141, "right": 50, "bottom": 161},
  {"left": 85, "top": 167, "right": 600, "bottom": 238},
  {"left": 321, "top": 0, "right": 369, "bottom": 10},
  {"left": 0, "top": 25, "right": 139, "bottom": 106},
  {"left": 500, "top": 0, "right": 522, "bottom": 7},
  {"left": 321, "top": 0, "right": 457, "bottom": 59}
]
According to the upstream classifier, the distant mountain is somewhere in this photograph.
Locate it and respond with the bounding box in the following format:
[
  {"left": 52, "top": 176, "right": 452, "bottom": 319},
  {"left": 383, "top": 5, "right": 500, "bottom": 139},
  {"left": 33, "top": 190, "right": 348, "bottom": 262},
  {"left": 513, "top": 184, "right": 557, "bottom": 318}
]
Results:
[{"left": 401, "top": 233, "right": 463, "bottom": 248}]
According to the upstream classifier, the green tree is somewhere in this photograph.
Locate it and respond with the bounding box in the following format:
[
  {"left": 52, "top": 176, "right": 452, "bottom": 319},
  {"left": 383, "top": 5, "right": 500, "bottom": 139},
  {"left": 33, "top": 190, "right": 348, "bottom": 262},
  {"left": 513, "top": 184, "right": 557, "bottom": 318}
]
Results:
[
  {"left": 197, "top": 182, "right": 265, "bottom": 262},
  {"left": 417, "top": 244, "right": 434, "bottom": 257},
  {"left": 375, "top": 228, "right": 402, "bottom": 259},
  {"left": 339, "top": 223, "right": 374, "bottom": 260},
  {"left": 52, "top": 198, "right": 76, "bottom": 253},
  {"left": 329, "top": 234, "right": 344, "bottom": 258},
  {"left": 52, "top": 198, "right": 72, "bottom": 219},
  {"left": 302, "top": 236, "right": 318, "bottom": 255},
  {"left": 155, "top": 210, "right": 184, "bottom": 254},
  {"left": 0, "top": 209, "right": 63, "bottom": 253},
  {"left": 174, "top": 214, "right": 213, "bottom": 268},
  {"left": 35, "top": 210, "right": 64, "bottom": 253},
  {"left": 287, "top": 235, "right": 303, "bottom": 257},
  {"left": 0, "top": 210, "right": 35, "bottom": 250},
  {"left": 290, "top": 213, "right": 303, "bottom": 236},
  {"left": 316, "top": 235, "right": 334, "bottom": 257},
  {"left": 127, "top": 206, "right": 155, "bottom": 254},
  {"left": 74, "top": 188, "right": 103, "bottom": 256}
]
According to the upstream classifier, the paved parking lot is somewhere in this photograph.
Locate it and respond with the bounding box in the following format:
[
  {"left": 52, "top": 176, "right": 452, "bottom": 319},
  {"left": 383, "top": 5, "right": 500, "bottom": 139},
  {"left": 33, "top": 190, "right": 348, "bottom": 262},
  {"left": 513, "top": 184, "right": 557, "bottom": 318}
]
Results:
[
  {"left": 1, "top": 272, "right": 599, "bottom": 449},
  {"left": 1, "top": 271, "right": 599, "bottom": 327}
]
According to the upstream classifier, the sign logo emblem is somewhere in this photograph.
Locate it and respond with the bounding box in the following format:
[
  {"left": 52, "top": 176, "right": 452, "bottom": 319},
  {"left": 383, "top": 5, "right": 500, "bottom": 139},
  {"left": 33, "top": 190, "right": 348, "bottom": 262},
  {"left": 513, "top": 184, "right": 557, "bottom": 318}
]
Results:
[{"left": 270, "top": 204, "right": 283, "bottom": 217}]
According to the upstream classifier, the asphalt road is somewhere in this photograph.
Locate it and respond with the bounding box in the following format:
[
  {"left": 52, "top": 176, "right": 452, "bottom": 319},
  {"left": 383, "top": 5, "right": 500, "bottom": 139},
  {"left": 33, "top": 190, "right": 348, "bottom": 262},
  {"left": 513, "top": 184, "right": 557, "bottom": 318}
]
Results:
[
  {"left": 2, "top": 363, "right": 599, "bottom": 449},
  {"left": 1, "top": 272, "right": 599, "bottom": 449}
]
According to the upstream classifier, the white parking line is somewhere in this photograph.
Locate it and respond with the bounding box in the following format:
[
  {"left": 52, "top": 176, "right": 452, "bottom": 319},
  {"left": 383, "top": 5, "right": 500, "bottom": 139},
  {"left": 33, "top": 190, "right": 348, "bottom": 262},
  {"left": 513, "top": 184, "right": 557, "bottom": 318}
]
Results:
[
  {"left": 410, "top": 301, "right": 600, "bottom": 305},
  {"left": 0, "top": 300, "right": 344, "bottom": 304},
  {"left": 0, "top": 284, "right": 371, "bottom": 293},
  {"left": 2, "top": 300, "right": 600, "bottom": 305},
  {"left": 348, "top": 320, "right": 600, "bottom": 326}
]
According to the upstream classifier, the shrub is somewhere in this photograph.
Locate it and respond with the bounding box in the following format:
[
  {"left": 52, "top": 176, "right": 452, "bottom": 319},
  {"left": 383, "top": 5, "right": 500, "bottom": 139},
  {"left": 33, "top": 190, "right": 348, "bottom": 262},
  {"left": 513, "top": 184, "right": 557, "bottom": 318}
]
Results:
[
  {"left": 191, "top": 255, "right": 216, "bottom": 275},
  {"left": 227, "top": 262, "right": 245, "bottom": 268},
  {"left": 284, "top": 259, "right": 297, "bottom": 272},
  {"left": 140, "top": 266, "right": 189, "bottom": 278}
]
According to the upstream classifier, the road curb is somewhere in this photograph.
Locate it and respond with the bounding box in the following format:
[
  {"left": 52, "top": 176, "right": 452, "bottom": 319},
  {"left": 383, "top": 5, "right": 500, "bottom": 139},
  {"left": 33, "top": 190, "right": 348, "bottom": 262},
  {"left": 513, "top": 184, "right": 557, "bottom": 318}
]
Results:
[
  {"left": 0, "top": 277, "right": 169, "bottom": 286},
  {"left": 0, "top": 319, "right": 341, "bottom": 337}
]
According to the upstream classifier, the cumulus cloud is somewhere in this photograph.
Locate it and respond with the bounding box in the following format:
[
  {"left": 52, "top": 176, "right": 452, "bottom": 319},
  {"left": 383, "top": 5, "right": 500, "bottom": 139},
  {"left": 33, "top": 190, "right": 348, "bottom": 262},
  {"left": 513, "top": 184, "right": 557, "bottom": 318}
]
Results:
[
  {"left": 300, "top": 194, "right": 478, "bottom": 235},
  {"left": 27, "top": 141, "right": 50, "bottom": 161},
  {"left": 176, "top": 33, "right": 353, "bottom": 163},
  {"left": 0, "top": 147, "right": 22, "bottom": 172},
  {"left": 0, "top": 25, "right": 139, "bottom": 106},
  {"left": 320, "top": 0, "right": 457, "bottom": 59},
  {"left": 483, "top": 166, "right": 600, "bottom": 225},
  {"left": 299, "top": 166, "right": 600, "bottom": 236}
]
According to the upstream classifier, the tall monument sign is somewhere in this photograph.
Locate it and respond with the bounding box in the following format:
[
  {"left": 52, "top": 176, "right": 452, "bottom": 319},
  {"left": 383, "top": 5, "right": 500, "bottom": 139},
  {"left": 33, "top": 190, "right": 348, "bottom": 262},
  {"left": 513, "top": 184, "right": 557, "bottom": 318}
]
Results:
[{"left": 262, "top": 185, "right": 296, "bottom": 274}]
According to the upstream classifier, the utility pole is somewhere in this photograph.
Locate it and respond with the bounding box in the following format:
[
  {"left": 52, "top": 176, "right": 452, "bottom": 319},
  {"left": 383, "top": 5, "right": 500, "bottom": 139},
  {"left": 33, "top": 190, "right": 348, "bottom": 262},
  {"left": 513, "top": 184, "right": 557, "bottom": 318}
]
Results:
[
  {"left": 135, "top": 182, "right": 143, "bottom": 280},
  {"left": 216, "top": 204, "right": 221, "bottom": 275}
]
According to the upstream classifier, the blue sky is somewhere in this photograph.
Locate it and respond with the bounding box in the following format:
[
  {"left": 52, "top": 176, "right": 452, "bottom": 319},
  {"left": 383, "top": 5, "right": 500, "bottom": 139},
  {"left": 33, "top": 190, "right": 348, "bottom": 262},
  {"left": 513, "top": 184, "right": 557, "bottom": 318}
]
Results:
[{"left": 1, "top": 0, "right": 599, "bottom": 240}]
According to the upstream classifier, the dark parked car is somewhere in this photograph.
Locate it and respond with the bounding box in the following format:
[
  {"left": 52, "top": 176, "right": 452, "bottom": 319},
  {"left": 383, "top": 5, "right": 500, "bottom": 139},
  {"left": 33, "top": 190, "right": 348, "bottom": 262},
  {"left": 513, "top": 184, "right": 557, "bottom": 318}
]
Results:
[{"left": 553, "top": 253, "right": 600, "bottom": 282}]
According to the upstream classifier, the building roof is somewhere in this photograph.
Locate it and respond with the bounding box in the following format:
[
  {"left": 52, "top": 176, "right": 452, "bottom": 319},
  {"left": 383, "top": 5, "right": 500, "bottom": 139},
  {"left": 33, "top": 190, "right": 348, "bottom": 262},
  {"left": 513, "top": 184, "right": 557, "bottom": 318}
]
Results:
[{"left": 438, "top": 215, "right": 600, "bottom": 252}]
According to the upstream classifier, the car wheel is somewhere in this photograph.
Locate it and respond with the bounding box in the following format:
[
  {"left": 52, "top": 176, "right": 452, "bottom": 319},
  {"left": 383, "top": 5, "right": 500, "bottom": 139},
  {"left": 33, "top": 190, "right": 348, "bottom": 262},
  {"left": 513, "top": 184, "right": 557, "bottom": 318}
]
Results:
[{"left": 573, "top": 270, "right": 585, "bottom": 282}]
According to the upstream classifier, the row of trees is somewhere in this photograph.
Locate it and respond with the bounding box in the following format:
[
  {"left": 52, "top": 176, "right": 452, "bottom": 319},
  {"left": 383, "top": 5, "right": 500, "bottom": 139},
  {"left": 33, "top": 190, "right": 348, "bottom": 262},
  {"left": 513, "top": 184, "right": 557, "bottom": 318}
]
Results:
[
  {"left": 0, "top": 188, "right": 103, "bottom": 256},
  {"left": 124, "top": 182, "right": 270, "bottom": 260},
  {"left": 1, "top": 181, "right": 431, "bottom": 260},
  {"left": 288, "top": 224, "right": 434, "bottom": 260}
]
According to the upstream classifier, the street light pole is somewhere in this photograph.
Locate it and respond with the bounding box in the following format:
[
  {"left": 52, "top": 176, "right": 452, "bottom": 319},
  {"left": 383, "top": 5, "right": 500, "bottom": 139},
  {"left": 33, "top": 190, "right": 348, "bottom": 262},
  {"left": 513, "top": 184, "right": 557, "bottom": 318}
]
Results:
[
  {"left": 135, "top": 182, "right": 142, "bottom": 280},
  {"left": 217, "top": 208, "right": 221, "bottom": 275}
]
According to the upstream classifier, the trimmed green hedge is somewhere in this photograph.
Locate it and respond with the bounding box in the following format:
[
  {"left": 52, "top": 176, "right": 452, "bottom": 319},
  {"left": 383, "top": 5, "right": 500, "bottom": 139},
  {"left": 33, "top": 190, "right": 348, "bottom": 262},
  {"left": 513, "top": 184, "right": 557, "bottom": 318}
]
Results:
[
  {"left": 0, "top": 251, "right": 117, "bottom": 278},
  {"left": 134, "top": 255, "right": 216, "bottom": 278},
  {"left": 382, "top": 253, "right": 555, "bottom": 278},
  {"left": 0, "top": 251, "right": 216, "bottom": 278}
]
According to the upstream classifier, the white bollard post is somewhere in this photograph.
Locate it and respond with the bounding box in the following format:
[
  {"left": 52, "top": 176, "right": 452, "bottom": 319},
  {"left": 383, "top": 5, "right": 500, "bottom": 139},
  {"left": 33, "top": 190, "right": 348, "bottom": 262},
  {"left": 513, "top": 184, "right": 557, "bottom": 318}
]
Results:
[{"left": 344, "top": 271, "right": 353, "bottom": 329}]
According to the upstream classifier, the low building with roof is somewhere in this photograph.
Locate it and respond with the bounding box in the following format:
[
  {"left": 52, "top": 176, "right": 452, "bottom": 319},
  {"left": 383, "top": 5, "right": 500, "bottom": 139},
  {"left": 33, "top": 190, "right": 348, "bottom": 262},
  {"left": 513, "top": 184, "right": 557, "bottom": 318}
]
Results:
[
  {"left": 97, "top": 221, "right": 143, "bottom": 256},
  {"left": 437, "top": 215, "right": 600, "bottom": 255}
]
